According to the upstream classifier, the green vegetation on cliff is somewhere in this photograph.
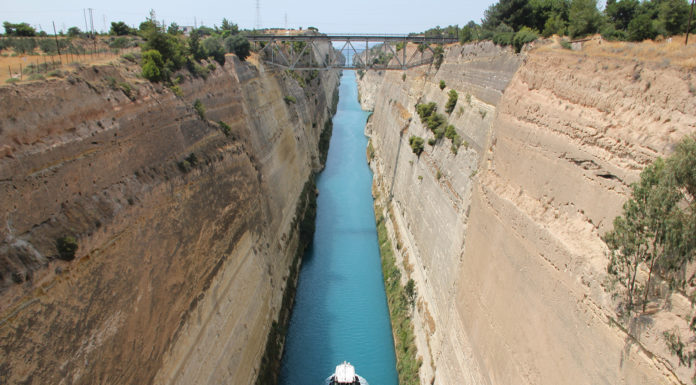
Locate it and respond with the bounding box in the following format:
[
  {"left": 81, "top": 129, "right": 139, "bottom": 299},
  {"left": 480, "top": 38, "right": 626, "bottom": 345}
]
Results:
[
  {"left": 414, "top": 0, "right": 692, "bottom": 50},
  {"left": 375, "top": 205, "right": 422, "bottom": 385},
  {"left": 603, "top": 136, "right": 696, "bottom": 378}
]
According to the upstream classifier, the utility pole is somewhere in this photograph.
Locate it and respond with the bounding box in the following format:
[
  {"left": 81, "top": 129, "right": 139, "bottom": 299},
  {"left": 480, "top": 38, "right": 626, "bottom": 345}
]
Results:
[
  {"left": 83, "top": 9, "right": 89, "bottom": 35},
  {"left": 52, "top": 21, "right": 62, "bottom": 63},
  {"left": 256, "top": 0, "right": 261, "bottom": 30}
]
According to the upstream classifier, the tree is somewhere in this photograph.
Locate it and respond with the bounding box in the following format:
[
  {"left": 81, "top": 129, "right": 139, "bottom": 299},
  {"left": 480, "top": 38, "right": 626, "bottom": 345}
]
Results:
[
  {"left": 445, "top": 89, "right": 458, "bottom": 114},
  {"left": 67, "top": 26, "right": 82, "bottom": 37},
  {"left": 543, "top": 12, "right": 569, "bottom": 36},
  {"left": 605, "top": 136, "right": 696, "bottom": 314},
  {"left": 167, "top": 22, "right": 181, "bottom": 35},
  {"left": 513, "top": 26, "right": 539, "bottom": 52},
  {"left": 141, "top": 49, "right": 164, "bottom": 82},
  {"left": 220, "top": 18, "right": 239, "bottom": 34},
  {"left": 188, "top": 30, "right": 206, "bottom": 61},
  {"left": 409, "top": 136, "right": 425, "bottom": 156},
  {"left": 567, "top": 0, "right": 602, "bottom": 37},
  {"left": 224, "top": 35, "right": 250, "bottom": 61},
  {"left": 483, "top": 0, "right": 534, "bottom": 32},
  {"left": 203, "top": 36, "right": 226, "bottom": 65},
  {"left": 405, "top": 279, "right": 417, "bottom": 307},
  {"left": 605, "top": 0, "right": 640, "bottom": 31},
  {"left": 658, "top": 0, "right": 690, "bottom": 36},
  {"left": 627, "top": 12, "right": 657, "bottom": 41},
  {"left": 110, "top": 21, "right": 132, "bottom": 36},
  {"left": 3, "top": 22, "right": 36, "bottom": 36}
]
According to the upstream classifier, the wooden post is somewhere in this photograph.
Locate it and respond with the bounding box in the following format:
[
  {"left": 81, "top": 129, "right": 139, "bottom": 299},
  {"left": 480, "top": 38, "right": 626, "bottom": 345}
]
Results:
[
  {"left": 19, "top": 64, "right": 22, "bottom": 80},
  {"left": 687, "top": 0, "right": 695, "bottom": 45}
]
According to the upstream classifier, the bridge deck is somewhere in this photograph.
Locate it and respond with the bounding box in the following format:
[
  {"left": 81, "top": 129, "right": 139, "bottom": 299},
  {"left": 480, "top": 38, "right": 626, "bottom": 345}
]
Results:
[{"left": 247, "top": 34, "right": 458, "bottom": 44}]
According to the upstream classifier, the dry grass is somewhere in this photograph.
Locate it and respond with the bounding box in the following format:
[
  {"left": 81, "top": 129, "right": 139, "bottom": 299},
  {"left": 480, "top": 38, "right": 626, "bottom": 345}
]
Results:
[{"left": 539, "top": 34, "right": 696, "bottom": 69}]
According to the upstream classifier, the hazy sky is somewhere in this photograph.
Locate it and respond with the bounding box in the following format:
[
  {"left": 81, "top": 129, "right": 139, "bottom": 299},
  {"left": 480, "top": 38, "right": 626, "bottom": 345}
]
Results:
[{"left": 4, "top": 0, "right": 497, "bottom": 35}]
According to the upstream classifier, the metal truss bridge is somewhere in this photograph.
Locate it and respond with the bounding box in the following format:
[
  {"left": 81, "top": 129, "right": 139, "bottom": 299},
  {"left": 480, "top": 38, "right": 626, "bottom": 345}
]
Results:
[{"left": 246, "top": 34, "right": 458, "bottom": 71}]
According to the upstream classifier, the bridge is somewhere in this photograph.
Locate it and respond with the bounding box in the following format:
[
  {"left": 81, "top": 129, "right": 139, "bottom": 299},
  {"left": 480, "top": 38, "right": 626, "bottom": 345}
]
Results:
[{"left": 246, "top": 34, "right": 458, "bottom": 71}]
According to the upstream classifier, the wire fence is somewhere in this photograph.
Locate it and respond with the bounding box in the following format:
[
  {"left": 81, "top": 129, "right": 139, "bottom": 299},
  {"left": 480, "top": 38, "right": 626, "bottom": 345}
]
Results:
[{"left": 1, "top": 36, "right": 141, "bottom": 82}]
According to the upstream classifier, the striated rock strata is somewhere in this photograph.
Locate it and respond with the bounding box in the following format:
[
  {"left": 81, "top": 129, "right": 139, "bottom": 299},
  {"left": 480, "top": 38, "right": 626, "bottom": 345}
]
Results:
[
  {"left": 359, "top": 40, "right": 695, "bottom": 385},
  {"left": 0, "top": 53, "right": 339, "bottom": 384}
]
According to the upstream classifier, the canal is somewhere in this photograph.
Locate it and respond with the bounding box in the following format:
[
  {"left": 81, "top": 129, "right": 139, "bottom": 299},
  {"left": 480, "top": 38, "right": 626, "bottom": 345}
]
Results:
[{"left": 278, "top": 70, "right": 398, "bottom": 385}]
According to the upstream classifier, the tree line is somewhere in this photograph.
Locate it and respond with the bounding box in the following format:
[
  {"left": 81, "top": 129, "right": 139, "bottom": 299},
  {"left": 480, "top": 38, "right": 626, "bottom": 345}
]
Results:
[{"left": 417, "top": 0, "right": 694, "bottom": 50}]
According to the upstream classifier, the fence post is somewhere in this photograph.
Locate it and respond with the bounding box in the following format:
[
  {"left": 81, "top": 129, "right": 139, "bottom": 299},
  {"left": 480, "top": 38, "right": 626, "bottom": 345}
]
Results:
[
  {"left": 8, "top": 65, "right": 11, "bottom": 80},
  {"left": 19, "top": 64, "right": 22, "bottom": 80}
]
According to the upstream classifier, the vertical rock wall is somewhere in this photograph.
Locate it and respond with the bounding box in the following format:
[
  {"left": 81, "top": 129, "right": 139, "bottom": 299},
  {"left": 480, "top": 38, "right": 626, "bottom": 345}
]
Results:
[
  {"left": 359, "top": 40, "right": 695, "bottom": 385},
  {"left": 0, "top": 53, "right": 339, "bottom": 385}
]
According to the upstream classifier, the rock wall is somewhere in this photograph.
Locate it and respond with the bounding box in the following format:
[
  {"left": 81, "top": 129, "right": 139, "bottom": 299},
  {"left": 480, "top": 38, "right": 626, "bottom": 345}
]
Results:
[
  {"left": 0, "top": 53, "right": 339, "bottom": 384},
  {"left": 359, "top": 39, "right": 695, "bottom": 385}
]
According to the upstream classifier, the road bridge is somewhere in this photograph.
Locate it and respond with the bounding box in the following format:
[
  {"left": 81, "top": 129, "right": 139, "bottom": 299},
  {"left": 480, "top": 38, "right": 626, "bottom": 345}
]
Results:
[{"left": 246, "top": 34, "right": 458, "bottom": 70}]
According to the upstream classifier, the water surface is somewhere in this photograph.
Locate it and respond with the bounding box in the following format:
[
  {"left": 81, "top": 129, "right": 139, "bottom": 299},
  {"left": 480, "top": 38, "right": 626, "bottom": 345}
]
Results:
[{"left": 278, "top": 70, "right": 398, "bottom": 385}]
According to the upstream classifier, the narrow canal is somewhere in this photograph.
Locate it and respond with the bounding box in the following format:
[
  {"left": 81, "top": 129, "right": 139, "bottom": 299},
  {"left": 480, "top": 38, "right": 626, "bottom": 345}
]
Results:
[{"left": 278, "top": 70, "right": 398, "bottom": 385}]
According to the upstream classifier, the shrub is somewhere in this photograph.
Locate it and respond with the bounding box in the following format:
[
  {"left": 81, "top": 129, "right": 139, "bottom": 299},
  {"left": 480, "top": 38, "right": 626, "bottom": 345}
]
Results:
[
  {"left": 439, "top": 80, "right": 446, "bottom": 90},
  {"left": 56, "top": 236, "right": 78, "bottom": 261},
  {"left": 141, "top": 49, "right": 164, "bottom": 82},
  {"left": 218, "top": 120, "right": 232, "bottom": 136},
  {"left": 627, "top": 13, "right": 657, "bottom": 42},
  {"left": 203, "top": 35, "right": 226, "bottom": 65},
  {"left": 513, "top": 27, "right": 538, "bottom": 53},
  {"left": 445, "top": 124, "right": 457, "bottom": 140},
  {"left": 427, "top": 138, "right": 437, "bottom": 146},
  {"left": 560, "top": 39, "right": 572, "bottom": 49},
  {"left": 224, "top": 35, "right": 250, "bottom": 61},
  {"left": 193, "top": 99, "right": 206, "bottom": 119},
  {"left": 170, "top": 84, "right": 183, "bottom": 97},
  {"left": 409, "top": 136, "right": 425, "bottom": 156},
  {"left": 284, "top": 95, "right": 297, "bottom": 104},
  {"left": 445, "top": 89, "right": 458, "bottom": 114}
]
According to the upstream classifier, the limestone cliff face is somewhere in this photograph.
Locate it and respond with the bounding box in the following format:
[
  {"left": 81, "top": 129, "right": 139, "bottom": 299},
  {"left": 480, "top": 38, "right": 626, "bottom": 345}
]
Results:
[
  {"left": 359, "top": 39, "right": 695, "bottom": 385},
  {"left": 0, "top": 54, "right": 338, "bottom": 384}
]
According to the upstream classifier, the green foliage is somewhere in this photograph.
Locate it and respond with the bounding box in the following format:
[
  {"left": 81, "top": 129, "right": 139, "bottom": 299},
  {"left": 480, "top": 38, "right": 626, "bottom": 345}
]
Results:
[
  {"left": 142, "top": 28, "right": 186, "bottom": 80},
  {"left": 627, "top": 12, "right": 657, "bottom": 41},
  {"left": 568, "top": 0, "right": 602, "bottom": 37},
  {"left": 605, "top": 137, "right": 696, "bottom": 315},
  {"left": 513, "top": 27, "right": 538, "bottom": 52},
  {"left": 188, "top": 30, "right": 206, "bottom": 61},
  {"left": 224, "top": 35, "right": 250, "bottom": 61},
  {"left": 542, "top": 12, "right": 568, "bottom": 36},
  {"left": 439, "top": 80, "right": 446, "bottom": 90},
  {"left": 202, "top": 35, "right": 225, "bottom": 65},
  {"left": 560, "top": 39, "right": 572, "bottom": 49},
  {"left": 445, "top": 124, "right": 457, "bottom": 140},
  {"left": 110, "top": 21, "right": 133, "bottom": 36},
  {"left": 409, "top": 136, "right": 425, "bottom": 156},
  {"left": 218, "top": 120, "right": 232, "bottom": 136},
  {"left": 664, "top": 330, "right": 696, "bottom": 367},
  {"left": 193, "top": 99, "right": 206, "bottom": 120},
  {"left": 402, "top": 73, "right": 406, "bottom": 81},
  {"left": 141, "top": 49, "right": 164, "bottom": 82},
  {"left": 3, "top": 22, "right": 36, "bottom": 36},
  {"left": 606, "top": 0, "right": 639, "bottom": 31},
  {"left": 405, "top": 279, "right": 416, "bottom": 306},
  {"left": 433, "top": 45, "right": 445, "bottom": 69},
  {"left": 375, "top": 209, "right": 422, "bottom": 385},
  {"left": 56, "top": 236, "right": 78, "bottom": 261},
  {"left": 284, "top": 95, "right": 297, "bottom": 104},
  {"left": 658, "top": 0, "right": 690, "bottom": 36},
  {"left": 445, "top": 89, "right": 458, "bottom": 114},
  {"left": 177, "top": 153, "right": 198, "bottom": 173}
]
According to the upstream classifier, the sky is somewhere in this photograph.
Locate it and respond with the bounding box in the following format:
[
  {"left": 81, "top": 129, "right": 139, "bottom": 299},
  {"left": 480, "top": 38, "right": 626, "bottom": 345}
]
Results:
[{"left": 3, "top": 0, "right": 498, "bottom": 35}]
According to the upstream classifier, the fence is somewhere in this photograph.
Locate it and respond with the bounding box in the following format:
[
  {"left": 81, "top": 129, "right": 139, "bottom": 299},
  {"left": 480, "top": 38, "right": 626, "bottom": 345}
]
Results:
[{"left": 1, "top": 36, "right": 141, "bottom": 83}]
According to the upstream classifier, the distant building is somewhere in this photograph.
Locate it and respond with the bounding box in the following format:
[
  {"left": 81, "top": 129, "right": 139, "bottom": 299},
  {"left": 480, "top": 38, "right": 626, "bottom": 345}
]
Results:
[{"left": 180, "top": 26, "right": 195, "bottom": 36}]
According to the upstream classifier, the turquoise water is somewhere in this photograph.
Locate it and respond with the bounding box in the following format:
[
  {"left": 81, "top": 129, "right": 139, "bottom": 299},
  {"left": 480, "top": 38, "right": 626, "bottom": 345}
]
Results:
[{"left": 278, "top": 71, "right": 398, "bottom": 385}]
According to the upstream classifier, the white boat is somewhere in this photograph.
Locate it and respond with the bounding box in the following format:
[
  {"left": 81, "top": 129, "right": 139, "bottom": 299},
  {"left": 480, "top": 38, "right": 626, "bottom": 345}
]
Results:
[{"left": 325, "top": 361, "right": 369, "bottom": 385}]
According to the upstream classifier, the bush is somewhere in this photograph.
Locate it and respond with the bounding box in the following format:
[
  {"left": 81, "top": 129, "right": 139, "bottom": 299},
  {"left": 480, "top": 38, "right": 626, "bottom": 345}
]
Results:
[
  {"left": 224, "top": 35, "right": 250, "bottom": 61},
  {"left": 568, "top": 0, "right": 602, "bottom": 38},
  {"left": 627, "top": 13, "right": 657, "bottom": 41},
  {"left": 141, "top": 49, "right": 164, "bottom": 82},
  {"left": 445, "top": 89, "right": 458, "bottom": 114},
  {"left": 56, "top": 236, "right": 78, "bottom": 261},
  {"left": 513, "top": 27, "right": 538, "bottom": 52},
  {"left": 409, "top": 136, "right": 425, "bottom": 156},
  {"left": 110, "top": 21, "right": 133, "bottom": 36},
  {"left": 439, "top": 80, "right": 446, "bottom": 90},
  {"left": 109, "top": 36, "right": 130, "bottom": 49},
  {"left": 193, "top": 99, "right": 206, "bottom": 119},
  {"left": 203, "top": 35, "right": 226, "bottom": 65},
  {"left": 284, "top": 95, "right": 297, "bottom": 104},
  {"left": 218, "top": 121, "right": 232, "bottom": 136},
  {"left": 3, "top": 22, "right": 36, "bottom": 36}
]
